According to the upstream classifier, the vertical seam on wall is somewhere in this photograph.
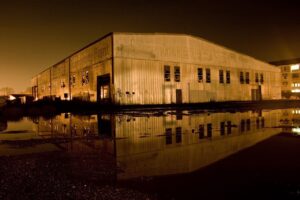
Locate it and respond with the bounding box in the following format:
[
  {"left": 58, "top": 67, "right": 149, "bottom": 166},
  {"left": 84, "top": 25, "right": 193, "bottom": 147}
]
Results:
[{"left": 112, "top": 32, "right": 114, "bottom": 84}]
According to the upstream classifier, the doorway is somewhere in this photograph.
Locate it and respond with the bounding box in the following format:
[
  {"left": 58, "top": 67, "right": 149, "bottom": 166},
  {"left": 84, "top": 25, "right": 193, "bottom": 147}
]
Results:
[
  {"left": 97, "top": 74, "right": 111, "bottom": 103},
  {"left": 176, "top": 89, "right": 182, "bottom": 104},
  {"left": 251, "top": 86, "right": 262, "bottom": 101}
]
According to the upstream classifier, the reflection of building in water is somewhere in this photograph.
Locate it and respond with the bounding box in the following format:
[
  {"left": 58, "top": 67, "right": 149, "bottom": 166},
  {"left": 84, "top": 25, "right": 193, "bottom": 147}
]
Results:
[
  {"left": 0, "top": 118, "right": 7, "bottom": 132},
  {"left": 36, "top": 110, "right": 282, "bottom": 180},
  {"left": 114, "top": 110, "right": 281, "bottom": 180},
  {"left": 279, "top": 109, "right": 300, "bottom": 135},
  {"left": 35, "top": 114, "right": 114, "bottom": 154}
]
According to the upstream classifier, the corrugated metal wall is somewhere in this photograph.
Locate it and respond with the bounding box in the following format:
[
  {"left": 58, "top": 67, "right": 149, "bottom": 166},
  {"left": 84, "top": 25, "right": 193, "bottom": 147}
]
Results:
[
  {"left": 113, "top": 33, "right": 281, "bottom": 105},
  {"left": 32, "top": 33, "right": 281, "bottom": 105}
]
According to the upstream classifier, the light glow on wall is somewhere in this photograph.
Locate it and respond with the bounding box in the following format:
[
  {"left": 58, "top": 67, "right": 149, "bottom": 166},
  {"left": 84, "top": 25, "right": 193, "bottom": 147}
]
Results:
[{"left": 291, "top": 64, "right": 300, "bottom": 71}]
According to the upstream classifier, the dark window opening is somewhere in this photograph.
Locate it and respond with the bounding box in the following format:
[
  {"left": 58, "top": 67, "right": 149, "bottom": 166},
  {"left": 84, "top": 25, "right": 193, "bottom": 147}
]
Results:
[
  {"left": 206, "top": 68, "right": 211, "bottom": 83},
  {"left": 246, "top": 119, "right": 251, "bottom": 131},
  {"left": 86, "top": 71, "right": 89, "bottom": 84},
  {"left": 220, "top": 122, "right": 225, "bottom": 136},
  {"left": 227, "top": 121, "right": 232, "bottom": 134},
  {"left": 166, "top": 128, "right": 172, "bottom": 144},
  {"left": 226, "top": 70, "right": 230, "bottom": 84},
  {"left": 199, "top": 124, "right": 204, "bottom": 139},
  {"left": 260, "top": 74, "right": 264, "bottom": 84},
  {"left": 164, "top": 65, "right": 171, "bottom": 81},
  {"left": 240, "top": 72, "right": 244, "bottom": 84},
  {"left": 176, "top": 127, "right": 182, "bottom": 143},
  {"left": 81, "top": 72, "right": 85, "bottom": 85},
  {"left": 245, "top": 72, "right": 250, "bottom": 84},
  {"left": 261, "top": 117, "right": 265, "bottom": 128},
  {"left": 240, "top": 120, "right": 245, "bottom": 132},
  {"left": 219, "top": 70, "right": 224, "bottom": 84},
  {"left": 174, "top": 66, "right": 180, "bottom": 82},
  {"left": 255, "top": 73, "right": 259, "bottom": 83},
  {"left": 198, "top": 68, "right": 203, "bottom": 82},
  {"left": 207, "top": 123, "right": 212, "bottom": 138}
]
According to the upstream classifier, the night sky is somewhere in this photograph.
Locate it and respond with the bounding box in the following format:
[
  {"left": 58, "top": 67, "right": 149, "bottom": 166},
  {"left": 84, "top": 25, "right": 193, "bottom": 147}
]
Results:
[{"left": 0, "top": 0, "right": 300, "bottom": 92}]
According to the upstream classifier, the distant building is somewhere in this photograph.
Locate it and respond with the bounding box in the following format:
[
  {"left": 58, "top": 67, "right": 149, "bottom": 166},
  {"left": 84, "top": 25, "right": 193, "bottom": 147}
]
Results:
[
  {"left": 32, "top": 33, "right": 281, "bottom": 105},
  {"left": 270, "top": 58, "right": 300, "bottom": 99}
]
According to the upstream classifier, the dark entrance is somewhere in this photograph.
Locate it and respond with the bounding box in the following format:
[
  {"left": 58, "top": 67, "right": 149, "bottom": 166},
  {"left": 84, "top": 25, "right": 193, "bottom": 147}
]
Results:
[
  {"left": 97, "top": 114, "right": 112, "bottom": 136},
  {"left": 257, "top": 85, "right": 262, "bottom": 101},
  {"left": 176, "top": 89, "right": 182, "bottom": 104},
  {"left": 251, "top": 86, "right": 262, "bottom": 101},
  {"left": 32, "top": 86, "right": 38, "bottom": 99},
  {"left": 97, "top": 74, "right": 111, "bottom": 103}
]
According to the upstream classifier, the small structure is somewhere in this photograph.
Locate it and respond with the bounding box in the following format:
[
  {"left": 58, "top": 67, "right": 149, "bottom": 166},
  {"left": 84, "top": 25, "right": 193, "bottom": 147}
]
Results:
[
  {"left": 270, "top": 58, "right": 300, "bottom": 99},
  {"left": 8, "top": 94, "right": 34, "bottom": 104},
  {"left": 32, "top": 32, "right": 281, "bottom": 105}
]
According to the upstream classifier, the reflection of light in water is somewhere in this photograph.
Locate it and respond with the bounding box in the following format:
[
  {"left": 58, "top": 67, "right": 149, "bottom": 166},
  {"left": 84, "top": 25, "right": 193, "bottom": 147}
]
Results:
[
  {"left": 292, "top": 110, "right": 300, "bottom": 114},
  {"left": 292, "top": 128, "right": 300, "bottom": 135}
]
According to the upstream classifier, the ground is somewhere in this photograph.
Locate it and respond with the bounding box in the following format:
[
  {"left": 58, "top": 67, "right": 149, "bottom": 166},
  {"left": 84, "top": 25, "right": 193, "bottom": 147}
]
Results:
[{"left": 0, "top": 150, "right": 155, "bottom": 200}]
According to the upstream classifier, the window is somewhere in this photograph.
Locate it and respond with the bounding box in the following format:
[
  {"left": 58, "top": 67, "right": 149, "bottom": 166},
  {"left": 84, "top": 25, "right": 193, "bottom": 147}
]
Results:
[
  {"left": 81, "top": 72, "right": 85, "bottom": 85},
  {"left": 292, "top": 73, "right": 300, "bottom": 78},
  {"left": 164, "top": 65, "right": 171, "bottom": 81},
  {"left": 256, "top": 118, "right": 260, "bottom": 129},
  {"left": 246, "top": 119, "right": 251, "bottom": 131},
  {"left": 207, "top": 123, "right": 212, "bottom": 138},
  {"left": 206, "top": 68, "right": 211, "bottom": 83},
  {"left": 255, "top": 73, "right": 259, "bottom": 83},
  {"left": 227, "top": 121, "right": 232, "bottom": 134},
  {"left": 199, "top": 124, "right": 204, "bottom": 139},
  {"left": 245, "top": 72, "right": 250, "bottom": 84},
  {"left": 86, "top": 71, "right": 89, "bottom": 84},
  {"left": 219, "top": 70, "right": 224, "bottom": 84},
  {"left": 261, "top": 117, "right": 265, "bottom": 128},
  {"left": 174, "top": 66, "right": 180, "bottom": 82},
  {"left": 260, "top": 73, "right": 264, "bottom": 84},
  {"left": 226, "top": 70, "right": 230, "bottom": 84},
  {"left": 60, "top": 80, "right": 65, "bottom": 88},
  {"left": 165, "top": 128, "right": 172, "bottom": 144},
  {"left": 240, "top": 120, "right": 245, "bottom": 132},
  {"left": 176, "top": 127, "right": 182, "bottom": 143},
  {"left": 220, "top": 122, "right": 225, "bottom": 136},
  {"left": 240, "top": 72, "right": 244, "bottom": 84},
  {"left": 198, "top": 68, "right": 203, "bottom": 82}
]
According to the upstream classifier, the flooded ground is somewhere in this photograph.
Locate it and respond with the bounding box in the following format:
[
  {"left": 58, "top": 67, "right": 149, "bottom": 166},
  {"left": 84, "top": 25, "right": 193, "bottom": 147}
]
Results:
[{"left": 0, "top": 108, "right": 300, "bottom": 199}]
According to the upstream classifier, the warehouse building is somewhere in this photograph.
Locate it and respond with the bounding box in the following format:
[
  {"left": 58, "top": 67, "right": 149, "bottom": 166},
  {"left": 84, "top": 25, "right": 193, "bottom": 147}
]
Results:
[
  {"left": 31, "top": 32, "right": 281, "bottom": 105},
  {"left": 270, "top": 58, "right": 300, "bottom": 99}
]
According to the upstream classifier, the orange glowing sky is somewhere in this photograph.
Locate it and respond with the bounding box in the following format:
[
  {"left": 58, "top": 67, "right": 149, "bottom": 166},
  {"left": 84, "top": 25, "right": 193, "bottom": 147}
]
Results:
[{"left": 0, "top": 0, "right": 300, "bottom": 92}]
